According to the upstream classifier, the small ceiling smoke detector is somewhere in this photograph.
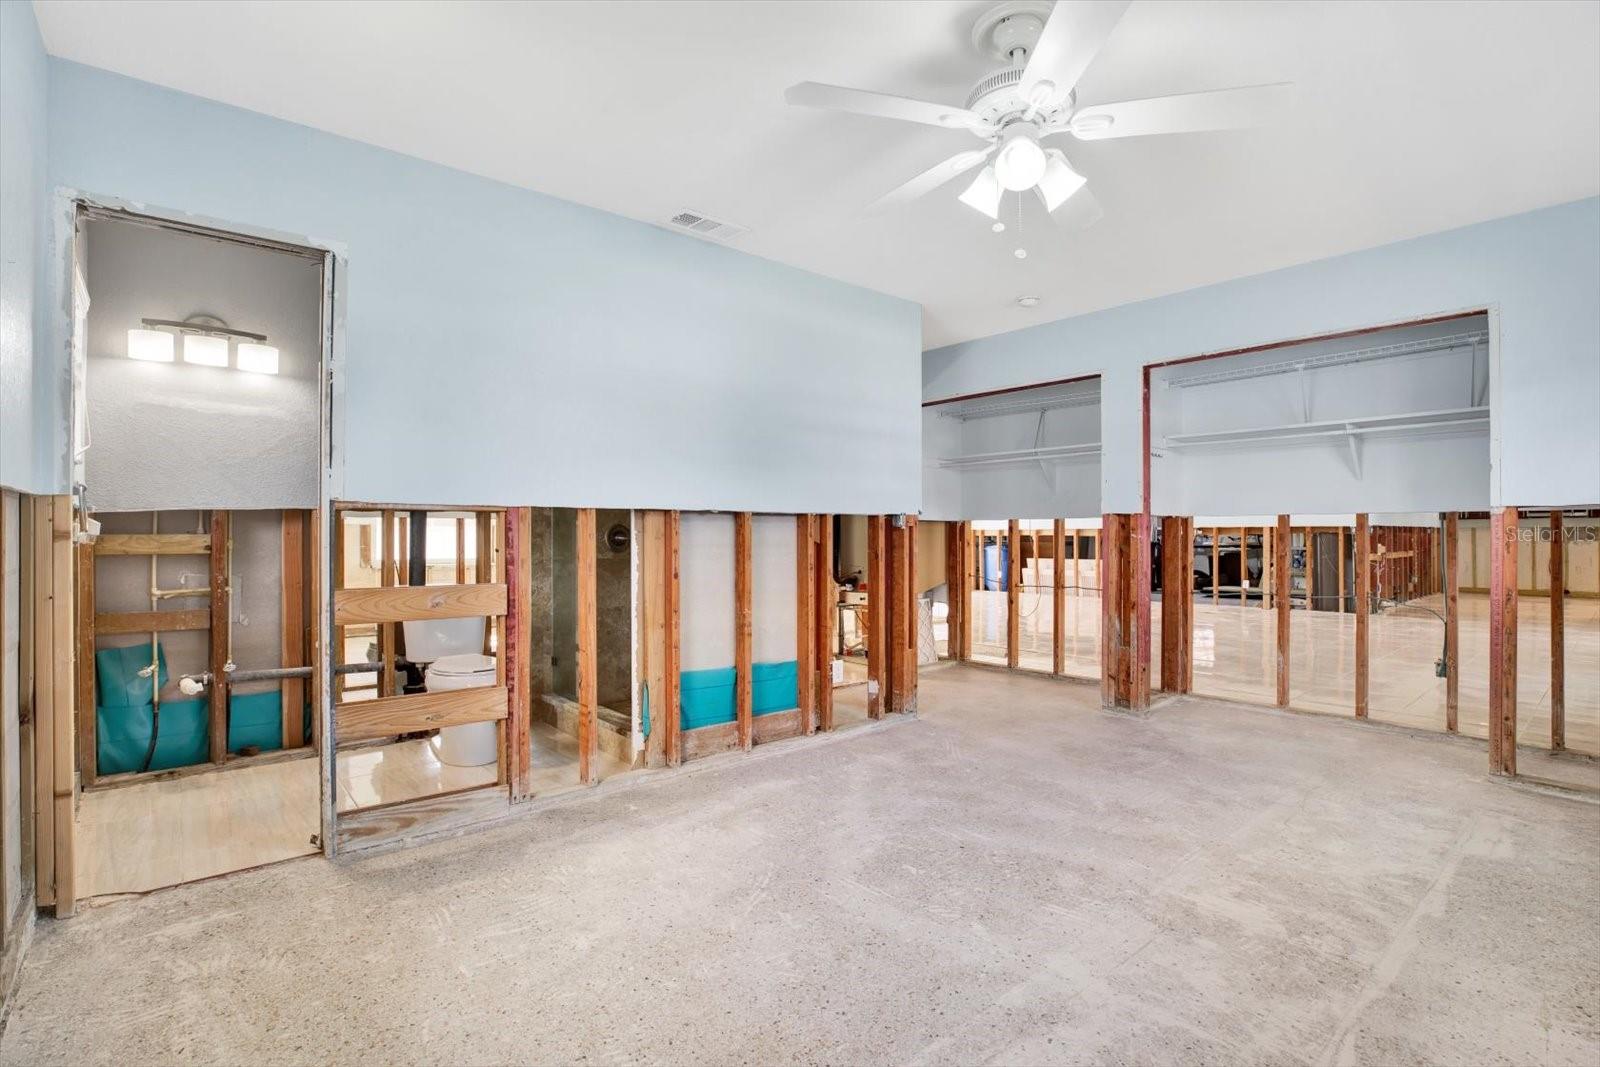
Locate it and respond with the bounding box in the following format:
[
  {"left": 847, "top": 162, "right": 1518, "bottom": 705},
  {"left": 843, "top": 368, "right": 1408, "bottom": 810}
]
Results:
[
  {"left": 664, "top": 209, "right": 748, "bottom": 243},
  {"left": 1016, "top": 296, "right": 1040, "bottom": 308}
]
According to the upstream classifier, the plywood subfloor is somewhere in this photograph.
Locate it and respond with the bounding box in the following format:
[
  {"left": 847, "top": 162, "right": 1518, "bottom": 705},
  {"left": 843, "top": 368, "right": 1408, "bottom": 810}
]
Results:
[{"left": 75, "top": 721, "right": 627, "bottom": 899}]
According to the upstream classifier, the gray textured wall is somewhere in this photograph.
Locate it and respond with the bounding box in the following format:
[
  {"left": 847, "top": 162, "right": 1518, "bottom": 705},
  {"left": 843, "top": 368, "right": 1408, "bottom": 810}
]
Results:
[{"left": 83, "top": 219, "right": 321, "bottom": 511}]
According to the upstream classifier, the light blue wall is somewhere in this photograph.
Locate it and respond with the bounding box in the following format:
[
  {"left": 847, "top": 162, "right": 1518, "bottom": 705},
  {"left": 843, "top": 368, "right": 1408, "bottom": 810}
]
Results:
[
  {"left": 925, "top": 198, "right": 1600, "bottom": 513},
  {"left": 0, "top": 0, "right": 48, "bottom": 493},
  {"left": 43, "top": 61, "right": 921, "bottom": 513}
]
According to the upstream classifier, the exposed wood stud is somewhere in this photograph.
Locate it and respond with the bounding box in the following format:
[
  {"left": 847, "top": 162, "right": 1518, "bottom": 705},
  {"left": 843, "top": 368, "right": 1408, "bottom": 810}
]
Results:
[
  {"left": 1355, "top": 513, "right": 1370, "bottom": 718},
  {"left": 1337, "top": 526, "right": 1346, "bottom": 613},
  {"left": 208, "top": 510, "right": 231, "bottom": 766},
  {"left": 455, "top": 516, "right": 467, "bottom": 585},
  {"left": 1053, "top": 519, "right": 1066, "bottom": 675},
  {"left": 867, "top": 515, "right": 886, "bottom": 719},
  {"left": 1275, "top": 514, "right": 1291, "bottom": 707},
  {"left": 1211, "top": 530, "right": 1220, "bottom": 606},
  {"left": 50, "top": 498, "right": 77, "bottom": 915},
  {"left": 901, "top": 515, "right": 919, "bottom": 713},
  {"left": 889, "top": 518, "right": 915, "bottom": 710},
  {"left": 1488, "top": 507, "right": 1518, "bottom": 776},
  {"left": 1006, "top": 519, "right": 1021, "bottom": 669},
  {"left": 31, "top": 499, "right": 54, "bottom": 906},
  {"left": 734, "top": 513, "right": 753, "bottom": 751},
  {"left": 75, "top": 540, "right": 97, "bottom": 786},
  {"left": 1550, "top": 509, "right": 1565, "bottom": 751},
  {"left": 379, "top": 509, "right": 396, "bottom": 697},
  {"left": 1444, "top": 512, "right": 1459, "bottom": 731},
  {"left": 957, "top": 521, "right": 973, "bottom": 661},
  {"left": 1100, "top": 514, "right": 1146, "bottom": 711},
  {"left": 796, "top": 515, "right": 816, "bottom": 735},
  {"left": 664, "top": 511, "right": 682, "bottom": 766},
  {"left": 576, "top": 508, "right": 598, "bottom": 784},
  {"left": 1159, "top": 516, "right": 1192, "bottom": 694},
  {"left": 816, "top": 516, "right": 836, "bottom": 731},
  {"left": 281, "top": 510, "right": 306, "bottom": 750},
  {"left": 332, "top": 511, "right": 347, "bottom": 702},
  {"left": 506, "top": 508, "right": 534, "bottom": 798}
]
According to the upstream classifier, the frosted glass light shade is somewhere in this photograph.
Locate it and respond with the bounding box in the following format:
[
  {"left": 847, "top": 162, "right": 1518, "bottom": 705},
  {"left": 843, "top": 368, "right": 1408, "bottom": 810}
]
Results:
[
  {"left": 183, "top": 333, "right": 229, "bottom": 367},
  {"left": 958, "top": 166, "right": 1002, "bottom": 219},
  {"left": 236, "top": 342, "right": 279, "bottom": 375},
  {"left": 127, "top": 328, "right": 175, "bottom": 362}
]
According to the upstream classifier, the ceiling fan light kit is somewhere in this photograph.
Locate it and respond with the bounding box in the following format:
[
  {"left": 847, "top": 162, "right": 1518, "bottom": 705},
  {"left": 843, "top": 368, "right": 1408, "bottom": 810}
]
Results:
[{"left": 786, "top": 0, "right": 1293, "bottom": 235}]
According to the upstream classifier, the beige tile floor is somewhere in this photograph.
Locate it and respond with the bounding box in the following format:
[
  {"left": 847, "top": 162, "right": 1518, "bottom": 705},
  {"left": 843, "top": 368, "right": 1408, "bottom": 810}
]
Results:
[
  {"left": 76, "top": 720, "right": 621, "bottom": 899},
  {"left": 967, "top": 585, "right": 1597, "bottom": 755}
]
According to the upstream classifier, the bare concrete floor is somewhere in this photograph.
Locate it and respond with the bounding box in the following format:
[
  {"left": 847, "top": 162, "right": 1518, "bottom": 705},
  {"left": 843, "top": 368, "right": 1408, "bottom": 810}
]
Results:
[{"left": 4, "top": 666, "right": 1597, "bottom": 1066}]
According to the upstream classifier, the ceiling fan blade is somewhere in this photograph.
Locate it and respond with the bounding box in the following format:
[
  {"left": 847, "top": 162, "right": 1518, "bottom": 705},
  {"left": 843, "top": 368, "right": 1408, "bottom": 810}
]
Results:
[
  {"left": 1067, "top": 83, "right": 1295, "bottom": 140},
  {"left": 1037, "top": 183, "right": 1103, "bottom": 232},
  {"left": 1020, "top": 1, "right": 1132, "bottom": 107},
  {"left": 785, "top": 81, "right": 983, "bottom": 129},
  {"left": 870, "top": 148, "right": 996, "bottom": 212}
]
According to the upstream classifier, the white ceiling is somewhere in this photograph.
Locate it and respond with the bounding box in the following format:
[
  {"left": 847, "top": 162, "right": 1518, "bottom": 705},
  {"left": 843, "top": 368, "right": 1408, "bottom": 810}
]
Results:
[{"left": 34, "top": 0, "right": 1600, "bottom": 349}]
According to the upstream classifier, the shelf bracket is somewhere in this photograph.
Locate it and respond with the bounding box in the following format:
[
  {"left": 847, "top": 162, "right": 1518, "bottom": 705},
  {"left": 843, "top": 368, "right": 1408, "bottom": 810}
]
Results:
[
  {"left": 1298, "top": 365, "right": 1311, "bottom": 423},
  {"left": 1343, "top": 425, "right": 1363, "bottom": 479}
]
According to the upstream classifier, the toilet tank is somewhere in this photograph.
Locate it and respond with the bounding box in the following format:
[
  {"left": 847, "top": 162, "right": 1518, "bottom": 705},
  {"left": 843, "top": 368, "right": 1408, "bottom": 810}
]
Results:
[{"left": 402, "top": 616, "right": 487, "bottom": 664}]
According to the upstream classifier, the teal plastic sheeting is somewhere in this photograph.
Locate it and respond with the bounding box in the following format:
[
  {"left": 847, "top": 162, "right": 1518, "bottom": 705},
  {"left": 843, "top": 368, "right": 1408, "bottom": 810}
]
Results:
[
  {"left": 95, "top": 642, "right": 167, "bottom": 708},
  {"left": 98, "top": 699, "right": 208, "bottom": 774},
  {"left": 680, "top": 667, "right": 735, "bottom": 730},
  {"left": 680, "top": 660, "right": 800, "bottom": 729},
  {"left": 752, "top": 660, "right": 798, "bottom": 715}
]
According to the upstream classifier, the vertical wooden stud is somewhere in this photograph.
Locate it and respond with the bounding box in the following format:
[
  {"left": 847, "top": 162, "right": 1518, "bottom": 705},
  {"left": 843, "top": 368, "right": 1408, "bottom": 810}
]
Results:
[
  {"left": 1211, "top": 530, "right": 1220, "bottom": 606},
  {"left": 953, "top": 521, "right": 966, "bottom": 662},
  {"left": 1337, "top": 526, "right": 1347, "bottom": 613},
  {"left": 1549, "top": 510, "right": 1565, "bottom": 751},
  {"left": 1100, "top": 514, "right": 1145, "bottom": 710},
  {"left": 867, "top": 515, "right": 886, "bottom": 719},
  {"left": 455, "top": 516, "right": 467, "bottom": 585},
  {"left": 311, "top": 506, "right": 326, "bottom": 760},
  {"left": 50, "top": 498, "right": 76, "bottom": 916},
  {"left": 1275, "top": 514, "right": 1291, "bottom": 708},
  {"left": 31, "top": 500, "right": 54, "bottom": 906},
  {"left": 816, "top": 515, "right": 835, "bottom": 731},
  {"left": 1159, "top": 516, "right": 1193, "bottom": 694},
  {"left": 796, "top": 515, "right": 816, "bottom": 735},
  {"left": 576, "top": 508, "right": 598, "bottom": 784},
  {"left": 664, "top": 511, "right": 682, "bottom": 766},
  {"left": 75, "top": 540, "right": 96, "bottom": 786},
  {"left": 506, "top": 507, "right": 534, "bottom": 798},
  {"left": 379, "top": 509, "right": 396, "bottom": 697},
  {"left": 734, "top": 513, "right": 753, "bottom": 751},
  {"left": 1355, "top": 513, "right": 1370, "bottom": 718},
  {"left": 208, "top": 509, "right": 231, "bottom": 765},
  {"left": 1052, "top": 519, "right": 1066, "bottom": 675},
  {"left": 280, "top": 510, "right": 306, "bottom": 749},
  {"left": 1006, "top": 519, "right": 1020, "bottom": 669},
  {"left": 902, "top": 515, "right": 919, "bottom": 712},
  {"left": 889, "top": 517, "right": 914, "bottom": 711},
  {"left": 1488, "top": 507, "right": 1518, "bottom": 776},
  {"left": 1444, "top": 512, "right": 1459, "bottom": 732}
]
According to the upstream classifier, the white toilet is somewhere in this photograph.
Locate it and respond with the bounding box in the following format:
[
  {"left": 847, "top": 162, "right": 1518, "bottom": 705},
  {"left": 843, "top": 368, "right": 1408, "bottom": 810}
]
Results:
[{"left": 402, "top": 616, "right": 498, "bottom": 767}]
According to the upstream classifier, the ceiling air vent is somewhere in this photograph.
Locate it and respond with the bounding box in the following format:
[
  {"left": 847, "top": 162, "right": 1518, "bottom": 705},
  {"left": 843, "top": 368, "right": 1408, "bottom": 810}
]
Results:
[{"left": 664, "top": 210, "right": 748, "bottom": 243}]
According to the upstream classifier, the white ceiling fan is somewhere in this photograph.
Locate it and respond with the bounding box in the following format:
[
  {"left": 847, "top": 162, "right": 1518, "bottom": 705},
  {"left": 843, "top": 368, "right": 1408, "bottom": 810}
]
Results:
[{"left": 786, "top": 0, "right": 1293, "bottom": 228}]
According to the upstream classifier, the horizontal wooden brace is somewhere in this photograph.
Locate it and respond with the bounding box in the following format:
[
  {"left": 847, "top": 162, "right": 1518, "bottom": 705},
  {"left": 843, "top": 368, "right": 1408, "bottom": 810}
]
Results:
[
  {"left": 335, "top": 686, "right": 508, "bottom": 744},
  {"left": 333, "top": 583, "right": 507, "bottom": 626},
  {"left": 94, "top": 533, "right": 212, "bottom": 556},
  {"left": 95, "top": 608, "right": 211, "bottom": 635}
]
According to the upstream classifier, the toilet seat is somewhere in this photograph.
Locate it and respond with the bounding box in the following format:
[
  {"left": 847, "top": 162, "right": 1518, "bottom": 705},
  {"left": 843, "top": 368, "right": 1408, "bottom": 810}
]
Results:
[{"left": 425, "top": 653, "right": 496, "bottom": 681}]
